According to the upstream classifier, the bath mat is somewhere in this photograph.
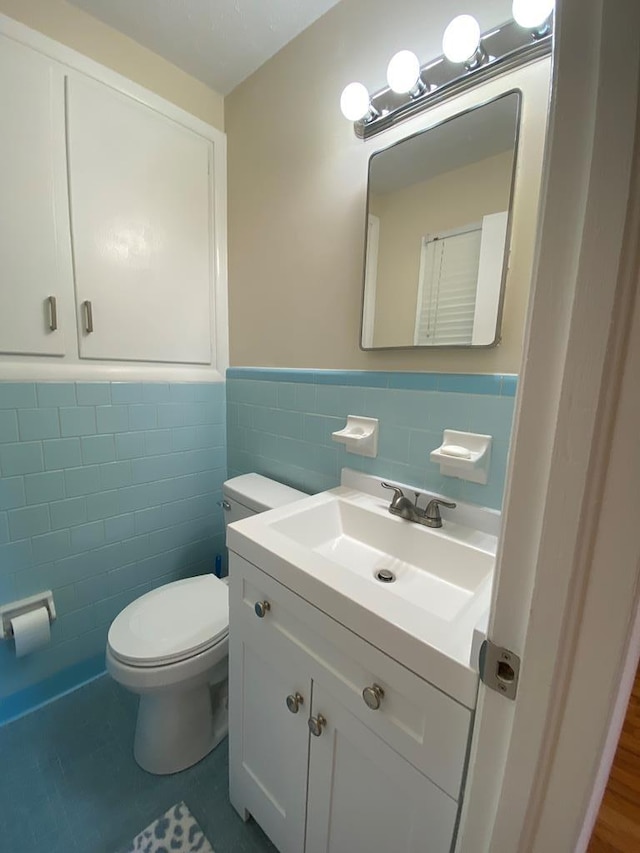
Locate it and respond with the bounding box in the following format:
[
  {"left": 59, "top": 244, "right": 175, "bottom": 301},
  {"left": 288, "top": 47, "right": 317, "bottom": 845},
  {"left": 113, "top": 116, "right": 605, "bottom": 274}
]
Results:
[{"left": 121, "top": 801, "right": 214, "bottom": 853}]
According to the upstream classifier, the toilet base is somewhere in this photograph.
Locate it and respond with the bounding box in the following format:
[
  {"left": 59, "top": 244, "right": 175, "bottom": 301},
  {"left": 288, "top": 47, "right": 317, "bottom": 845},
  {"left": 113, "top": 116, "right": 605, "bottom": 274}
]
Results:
[{"left": 134, "top": 682, "right": 228, "bottom": 775}]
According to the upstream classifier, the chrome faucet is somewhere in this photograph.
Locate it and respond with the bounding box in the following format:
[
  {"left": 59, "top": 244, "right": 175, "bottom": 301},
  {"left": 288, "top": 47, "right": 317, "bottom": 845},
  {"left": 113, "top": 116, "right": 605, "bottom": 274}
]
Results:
[{"left": 381, "top": 483, "right": 456, "bottom": 529}]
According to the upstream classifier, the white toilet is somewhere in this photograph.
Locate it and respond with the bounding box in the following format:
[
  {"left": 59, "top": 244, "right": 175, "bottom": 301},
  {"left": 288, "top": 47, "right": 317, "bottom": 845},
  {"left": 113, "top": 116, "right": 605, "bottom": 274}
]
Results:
[{"left": 106, "top": 473, "right": 307, "bottom": 775}]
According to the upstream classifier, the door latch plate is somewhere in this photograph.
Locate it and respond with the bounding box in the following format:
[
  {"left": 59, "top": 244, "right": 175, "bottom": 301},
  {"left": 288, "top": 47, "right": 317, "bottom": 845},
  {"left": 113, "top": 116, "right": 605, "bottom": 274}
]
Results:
[{"left": 479, "top": 639, "right": 520, "bottom": 700}]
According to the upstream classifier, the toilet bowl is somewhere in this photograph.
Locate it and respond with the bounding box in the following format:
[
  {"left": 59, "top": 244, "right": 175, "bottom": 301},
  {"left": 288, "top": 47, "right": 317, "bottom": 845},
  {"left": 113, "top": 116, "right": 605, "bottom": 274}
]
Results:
[{"left": 106, "top": 473, "right": 307, "bottom": 775}]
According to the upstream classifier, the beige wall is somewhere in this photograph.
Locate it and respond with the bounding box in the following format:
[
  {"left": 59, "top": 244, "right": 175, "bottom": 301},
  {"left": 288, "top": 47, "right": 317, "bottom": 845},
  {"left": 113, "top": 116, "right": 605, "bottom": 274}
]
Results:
[
  {"left": 0, "top": 0, "right": 224, "bottom": 130},
  {"left": 373, "top": 151, "right": 513, "bottom": 346},
  {"left": 226, "top": 0, "right": 550, "bottom": 372}
]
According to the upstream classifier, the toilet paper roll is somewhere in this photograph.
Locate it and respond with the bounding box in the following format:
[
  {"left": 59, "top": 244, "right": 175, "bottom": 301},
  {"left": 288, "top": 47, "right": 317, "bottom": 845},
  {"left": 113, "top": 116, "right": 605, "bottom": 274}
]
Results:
[{"left": 11, "top": 607, "right": 51, "bottom": 658}]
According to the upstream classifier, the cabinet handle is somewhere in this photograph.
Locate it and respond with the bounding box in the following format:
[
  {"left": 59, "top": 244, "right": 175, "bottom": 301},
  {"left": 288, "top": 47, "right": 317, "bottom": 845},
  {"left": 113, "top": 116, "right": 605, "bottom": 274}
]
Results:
[
  {"left": 362, "top": 683, "right": 385, "bottom": 710},
  {"left": 47, "top": 296, "right": 58, "bottom": 331},
  {"left": 83, "top": 300, "right": 94, "bottom": 333},
  {"left": 218, "top": 500, "right": 231, "bottom": 511},
  {"left": 286, "top": 692, "right": 304, "bottom": 714},
  {"left": 308, "top": 714, "right": 327, "bottom": 737},
  {"left": 254, "top": 600, "right": 271, "bottom": 618}
]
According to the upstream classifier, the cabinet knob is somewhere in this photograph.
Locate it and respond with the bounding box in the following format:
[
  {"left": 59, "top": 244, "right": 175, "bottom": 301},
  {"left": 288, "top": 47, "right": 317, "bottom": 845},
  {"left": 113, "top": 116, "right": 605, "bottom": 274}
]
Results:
[
  {"left": 308, "top": 714, "right": 327, "bottom": 737},
  {"left": 218, "top": 500, "right": 231, "bottom": 511},
  {"left": 254, "top": 600, "right": 271, "bottom": 618},
  {"left": 362, "top": 683, "right": 385, "bottom": 710},
  {"left": 286, "top": 692, "right": 304, "bottom": 714}
]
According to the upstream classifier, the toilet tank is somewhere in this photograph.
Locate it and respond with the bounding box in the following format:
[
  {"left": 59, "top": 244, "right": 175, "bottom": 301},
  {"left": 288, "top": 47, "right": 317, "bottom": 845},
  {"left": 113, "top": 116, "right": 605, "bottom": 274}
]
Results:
[{"left": 222, "top": 473, "right": 308, "bottom": 526}]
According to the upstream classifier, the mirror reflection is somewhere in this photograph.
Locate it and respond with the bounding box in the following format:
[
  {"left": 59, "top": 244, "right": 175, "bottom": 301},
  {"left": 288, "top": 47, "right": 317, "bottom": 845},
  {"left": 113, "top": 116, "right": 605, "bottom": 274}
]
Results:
[{"left": 361, "top": 92, "right": 520, "bottom": 349}]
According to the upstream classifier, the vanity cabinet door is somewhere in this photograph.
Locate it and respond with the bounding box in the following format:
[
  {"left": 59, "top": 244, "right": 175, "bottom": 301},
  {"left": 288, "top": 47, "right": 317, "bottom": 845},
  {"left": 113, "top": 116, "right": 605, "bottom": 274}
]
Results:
[
  {"left": 228, "top": 573, "right": 311, "bottom": 853},
  {"left": 66, "top": 74, "right": 213, "bottom": 365},
  {"left": 305, "top": 682, "right": 458, "bottom": 853},
  {"left": 0, "top": 35, "right": 70, "bottom": 357}
]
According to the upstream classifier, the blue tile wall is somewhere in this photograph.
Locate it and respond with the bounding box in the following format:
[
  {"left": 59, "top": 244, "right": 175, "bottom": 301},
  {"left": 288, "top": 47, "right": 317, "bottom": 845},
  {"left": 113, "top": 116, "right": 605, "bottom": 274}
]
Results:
[
  {"left": 227, "top": 369, "right": 516, "bottom": 511},
  {"left": 0, "top": 382, "right": 226, "bottom": 723}
]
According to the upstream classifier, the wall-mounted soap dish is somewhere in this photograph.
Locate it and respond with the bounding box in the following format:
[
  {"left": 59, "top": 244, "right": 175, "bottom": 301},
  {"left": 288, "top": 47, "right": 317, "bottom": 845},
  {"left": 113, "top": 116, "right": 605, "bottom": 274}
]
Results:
[
  {"left": 332, "top": 415, "right": 379, "bottom": 458},
  {"left": 431, "top": 429, "right": 492, "bottom": 484}
]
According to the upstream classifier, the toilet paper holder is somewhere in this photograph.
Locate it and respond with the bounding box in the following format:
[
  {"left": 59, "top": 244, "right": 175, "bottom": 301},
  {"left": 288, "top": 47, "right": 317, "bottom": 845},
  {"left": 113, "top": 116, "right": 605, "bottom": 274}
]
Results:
[{"left": 0, "top": 591, "right": 56, "bottom": 640}]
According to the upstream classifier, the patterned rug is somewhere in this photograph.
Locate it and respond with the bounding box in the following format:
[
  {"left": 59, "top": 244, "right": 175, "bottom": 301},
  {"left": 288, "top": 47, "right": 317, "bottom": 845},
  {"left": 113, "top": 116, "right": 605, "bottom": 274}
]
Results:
[{"left": 122, "top": 802, "right": 214, "bottom": 853}]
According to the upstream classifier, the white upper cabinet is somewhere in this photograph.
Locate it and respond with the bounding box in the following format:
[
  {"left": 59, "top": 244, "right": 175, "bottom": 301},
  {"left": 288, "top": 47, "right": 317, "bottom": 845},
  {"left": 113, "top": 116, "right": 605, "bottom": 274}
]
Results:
[
  {"left": 66, "top": 75, "right": 214, "bottom": 365},
  {"left": 0, "top": 35, "right": 71, "bottom": 357}
]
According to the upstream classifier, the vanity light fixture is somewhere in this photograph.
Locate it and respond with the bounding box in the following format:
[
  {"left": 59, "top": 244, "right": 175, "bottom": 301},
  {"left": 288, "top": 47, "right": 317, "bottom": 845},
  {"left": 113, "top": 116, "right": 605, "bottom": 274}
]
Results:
[
  {"left": 512, "top": 0, "right": 555, "bottom": 39},
  {"left": 339, "top": 81, "right": 379, "bottom": 123},
  {"left": 386, "top": 50, "right": 431, "bottom": 97},
  {"left": 340, "top": 13, "right": 553, "bottom": 139},
  {"left": 442, "top": 15, "right": 488, "bottom": 70}
]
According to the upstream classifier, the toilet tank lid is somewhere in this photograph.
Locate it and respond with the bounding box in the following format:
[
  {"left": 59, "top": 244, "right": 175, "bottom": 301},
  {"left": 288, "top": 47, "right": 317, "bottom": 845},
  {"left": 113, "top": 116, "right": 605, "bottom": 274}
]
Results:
[{"left": 223, "top": 473, "right": 308, "bottom": 513}]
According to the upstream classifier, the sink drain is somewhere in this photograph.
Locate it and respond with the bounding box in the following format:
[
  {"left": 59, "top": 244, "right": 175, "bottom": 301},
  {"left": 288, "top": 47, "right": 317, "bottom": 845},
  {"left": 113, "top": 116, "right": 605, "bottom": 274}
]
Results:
[{"left": 375, "top": 568, "right": 396, "bottom": 584}]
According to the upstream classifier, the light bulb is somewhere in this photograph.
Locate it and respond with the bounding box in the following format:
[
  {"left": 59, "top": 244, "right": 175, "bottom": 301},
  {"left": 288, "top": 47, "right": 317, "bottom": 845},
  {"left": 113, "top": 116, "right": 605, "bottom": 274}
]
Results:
[
  {"left": 512, "top": 0, "right": 554, "bottom": 29},
  {"left": 340, "top": 82, "right": 372, "bottom": 122},
  {"left": 386, "top": 50, "right": 421, "bottom": 94},
  {"left": 442, "top": 15, "right": 481, "bottom": 64}
]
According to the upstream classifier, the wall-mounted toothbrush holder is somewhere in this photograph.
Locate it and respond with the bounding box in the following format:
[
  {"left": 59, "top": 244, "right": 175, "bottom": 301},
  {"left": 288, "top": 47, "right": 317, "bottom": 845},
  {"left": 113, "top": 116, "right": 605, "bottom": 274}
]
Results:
[
  {"left": 430, "top": 429, "right": 492, "bottom": 485},
  {"left": 332, "top": 415, "right": 379, "bottom": 458}
]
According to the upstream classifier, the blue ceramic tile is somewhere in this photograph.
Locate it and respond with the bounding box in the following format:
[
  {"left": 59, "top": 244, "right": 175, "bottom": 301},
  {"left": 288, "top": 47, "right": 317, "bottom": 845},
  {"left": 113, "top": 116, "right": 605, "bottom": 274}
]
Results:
[
  {"left": 0, "top": 512, "right": 8, "bottom": 545},
  {"left": 8, "top": 504, "right": 50, "bottom": 541},
  {"left": 115, "top": 432, "right": 146, "bottom": 459},
  {"left": 64, "top": 466, "right": 101, "bottom": 497},
  {"left": 36, "top": 382, "right": 77, "bottom": 407},
  {"left": 111, "top": 382, "right": 143, "bottom": 403},
  {"left": 17, "top": 408, "right": 60, "bottom": 441},
  {"left": 128, "top": 404, "right": 157, "bottom": 431},
  {"left": 0, "top": 539, "right": 32, "bottom": 574},
  {"left": 0, "top": 410, "right": 19, "bottom": 443},
  {"left": 60, "top": 407, "right": 96, "bottom": 438},
  {"left": 143, "top": 429, "right": 171, "bottom": 456},
  {"left": 501, "top": 375, "right": 518, "bottom": 397},
  {"left": 104, "top": 513, "right": 135, "bottom": 544},
  {"left": 31, "top": 530, "right": 71, "bottom": 565},
  {"left": 1, "top": 442, "right": 44, "bottom": 476},
  {"left": 438, "top": 374, "right": 503, "bottom": 395},
  {"left": 49, "top": 497, "right": 87, "bottom": 530},
  {"left": 0, "top": 477, "right": 26, "bottom": 511},
  {"left": 96, "top": 405, "right": 129, "bottom": 434},
  {"left": 387, "top": 373, "right": 439, "bottom": 391},
  {"left": 43, "top": 438, "right": 82, "bottom": 471},
  {"left": 24, "top": 471, "right": 65, "bottom": 505},
  {"left": 157, "top": 404, "right": 185, "bottom": 428},
  {"left": 100, "top": 461, "right": 132, "bottom": 490},
  {"left": 75, "top": 383, "right": 111, "bottom": 406},
  {"left": 81, "top": 435, "right": 116, "bottom": 465},
  {"left": 70, "top": 521, "right": 105, "bottom": 554},
  {"left": 0, "top": 383, "right": 36, "bottom": 409},
  {"left": 141, "top": 383, "right": 171, "bottom": 403},
  {"left": 86, "top": 490, "right": 120, "bottom": 522}
]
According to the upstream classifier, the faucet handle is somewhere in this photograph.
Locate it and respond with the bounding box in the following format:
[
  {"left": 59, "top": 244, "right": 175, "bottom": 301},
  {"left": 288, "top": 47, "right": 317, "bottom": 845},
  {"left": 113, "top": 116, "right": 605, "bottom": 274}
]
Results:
[
  {"left": 424, "top": 498, "right": 457, "bottom": 528},
  {"left": 381, "top": 482, "right": 405, "bottom": 505}
]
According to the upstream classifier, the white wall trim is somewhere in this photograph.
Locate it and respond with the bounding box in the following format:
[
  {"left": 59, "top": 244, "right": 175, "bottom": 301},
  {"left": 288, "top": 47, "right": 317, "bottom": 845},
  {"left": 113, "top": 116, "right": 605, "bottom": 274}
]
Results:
[{"left": 0, "top": 13, "right": 228, "bottom": 383}]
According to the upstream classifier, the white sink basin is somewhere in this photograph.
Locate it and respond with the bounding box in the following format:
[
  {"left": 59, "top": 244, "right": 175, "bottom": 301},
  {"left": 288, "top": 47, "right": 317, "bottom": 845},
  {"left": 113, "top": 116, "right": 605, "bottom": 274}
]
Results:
[
  {"left": 270, "top": 495, "right": 493, "bottom": 622},
  {"left": 227, "top": 473, "right": 498, "bottom": 707}
]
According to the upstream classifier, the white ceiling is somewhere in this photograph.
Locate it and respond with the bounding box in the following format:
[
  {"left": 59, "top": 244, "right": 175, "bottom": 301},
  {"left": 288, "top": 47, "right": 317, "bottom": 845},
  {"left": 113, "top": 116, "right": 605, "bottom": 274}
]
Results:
[{"left": 68, "top": 0, "right": 343, "bottom": 95}]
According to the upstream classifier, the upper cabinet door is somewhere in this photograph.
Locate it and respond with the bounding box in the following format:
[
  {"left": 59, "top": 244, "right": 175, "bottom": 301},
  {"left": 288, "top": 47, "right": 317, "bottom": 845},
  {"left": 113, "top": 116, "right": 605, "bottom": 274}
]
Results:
[
  {"left": 66, "top": 75, "right": 213, "bottom": 365},
  {"left": 0, "top": 36, "right": 70, "bottom": 356}
]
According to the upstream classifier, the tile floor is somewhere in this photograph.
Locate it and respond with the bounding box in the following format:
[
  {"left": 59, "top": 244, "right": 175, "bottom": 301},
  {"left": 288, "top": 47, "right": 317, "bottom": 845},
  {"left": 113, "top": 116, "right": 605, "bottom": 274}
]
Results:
[{"left": 0, "top": 675, "right": 275, "bottom": 853}]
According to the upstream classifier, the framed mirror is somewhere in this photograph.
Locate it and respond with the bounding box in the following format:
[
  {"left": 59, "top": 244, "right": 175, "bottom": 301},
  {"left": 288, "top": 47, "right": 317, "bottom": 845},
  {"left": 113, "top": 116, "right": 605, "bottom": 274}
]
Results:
[{"left": 361, "top": 91, "right": 521, "bottom": 350}]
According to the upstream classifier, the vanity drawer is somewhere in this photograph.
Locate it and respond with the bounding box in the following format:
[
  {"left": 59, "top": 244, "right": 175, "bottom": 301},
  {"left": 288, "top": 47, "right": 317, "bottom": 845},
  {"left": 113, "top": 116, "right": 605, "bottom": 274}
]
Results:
[{"left": 230, "top": 553, "right": 473, "bottom": 801}]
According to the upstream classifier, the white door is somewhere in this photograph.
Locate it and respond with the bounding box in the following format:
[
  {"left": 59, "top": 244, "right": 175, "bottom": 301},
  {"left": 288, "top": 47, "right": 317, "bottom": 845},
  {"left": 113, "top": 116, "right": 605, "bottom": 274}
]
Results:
[
  {"left": 66, "top": 74, "right": 213, "bottom": 364},
  {"left": 228, "top": 592, "right": 310, "bottom": 853},
  {"left": 0, "top": 35, "right": 70, "bottom": 356},
  {"left": 305, "top": 682, "right": 458, "bottom": 853}
]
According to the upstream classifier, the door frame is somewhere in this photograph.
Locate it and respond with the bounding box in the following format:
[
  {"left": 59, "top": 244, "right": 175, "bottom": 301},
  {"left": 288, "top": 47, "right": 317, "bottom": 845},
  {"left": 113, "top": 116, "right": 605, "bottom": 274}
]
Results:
[{"left": 457, "top": 1, "right": 640, "bottom": 850}]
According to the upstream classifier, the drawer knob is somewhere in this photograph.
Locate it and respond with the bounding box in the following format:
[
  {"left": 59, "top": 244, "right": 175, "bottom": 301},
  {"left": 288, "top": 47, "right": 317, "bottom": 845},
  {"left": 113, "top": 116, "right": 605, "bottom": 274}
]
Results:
[
  {"left": 254, "top": 600, "right": 271, "bottom": 618},
  {"left": 308, "top": 714, "right": 327, "bottom": 737},
  {"left": 362, "top": 683, "right": 385, "bottom": 710},
  {"left": 286, "top": 692, "right": 304, "bottom": 714}
]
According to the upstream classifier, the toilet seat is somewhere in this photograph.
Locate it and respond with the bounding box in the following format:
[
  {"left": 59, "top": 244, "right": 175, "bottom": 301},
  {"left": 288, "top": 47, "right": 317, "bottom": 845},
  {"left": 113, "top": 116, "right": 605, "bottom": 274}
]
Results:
[{"left": 108, "top": 574, "right": 229, "bottom": 668}]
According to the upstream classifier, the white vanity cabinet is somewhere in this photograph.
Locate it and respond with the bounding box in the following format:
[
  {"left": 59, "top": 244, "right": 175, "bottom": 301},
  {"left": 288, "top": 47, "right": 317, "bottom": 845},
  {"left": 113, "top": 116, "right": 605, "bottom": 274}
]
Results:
[
  {"left": 229, "top": 554, "right": 471, "bottom": 853},
  {"left": 0, "top": 34, "right": 71, "bottom": 357}
]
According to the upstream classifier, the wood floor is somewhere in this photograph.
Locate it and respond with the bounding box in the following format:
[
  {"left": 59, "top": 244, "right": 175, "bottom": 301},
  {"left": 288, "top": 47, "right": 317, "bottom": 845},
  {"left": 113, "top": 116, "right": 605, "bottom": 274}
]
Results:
[{"left": 589, "top": 664, "right": 640, "bottom": 852}]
